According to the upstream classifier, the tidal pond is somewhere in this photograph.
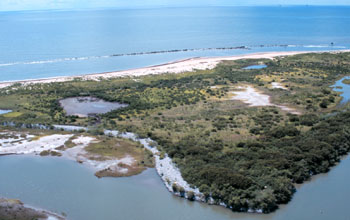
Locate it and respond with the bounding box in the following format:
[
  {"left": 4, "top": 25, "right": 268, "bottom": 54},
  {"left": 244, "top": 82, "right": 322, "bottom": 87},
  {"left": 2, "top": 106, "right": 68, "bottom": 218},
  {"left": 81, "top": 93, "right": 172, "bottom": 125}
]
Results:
[
  {"left": 242, "top": 64, "right": 267, "bottom": 70},
  {"left": 59, "top": 97, "right": 127, "bottom": 117}
]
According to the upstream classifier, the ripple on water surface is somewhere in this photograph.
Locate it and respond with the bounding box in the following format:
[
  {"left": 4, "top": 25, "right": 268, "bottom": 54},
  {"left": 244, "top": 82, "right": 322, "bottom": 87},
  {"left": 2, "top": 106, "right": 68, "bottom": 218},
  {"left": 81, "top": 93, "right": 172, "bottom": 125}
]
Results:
[{"left": 1, "top": 155, "right": 350, "bottom": 220}]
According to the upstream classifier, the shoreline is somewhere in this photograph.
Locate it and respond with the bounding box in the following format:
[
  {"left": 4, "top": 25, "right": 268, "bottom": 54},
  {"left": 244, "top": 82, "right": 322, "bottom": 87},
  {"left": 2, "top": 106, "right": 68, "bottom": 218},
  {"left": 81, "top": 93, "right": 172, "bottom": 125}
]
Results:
[
  {"left": 0, "top": 122, "right": 264, "bottom": 213},
  {"left": 1, "top": 49, "right": 349, "bottom": 89},
  {"left": 0, "top": 197, "right": 65, "bottom": 220}
]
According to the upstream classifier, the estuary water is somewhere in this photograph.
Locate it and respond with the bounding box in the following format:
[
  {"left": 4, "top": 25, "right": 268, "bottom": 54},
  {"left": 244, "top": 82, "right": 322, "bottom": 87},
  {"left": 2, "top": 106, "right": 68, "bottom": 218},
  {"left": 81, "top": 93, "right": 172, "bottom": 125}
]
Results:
[
  {"left": 1, "top": 6, "right": 350, "bottom": 220},
  {"left": 0, "top": 6, "right": 350, "bottom": 81},
  {"left": 0, "top": 155, "right": 350, "bottom": 220},
  {"left": 332, "top": 76, "right": 350, "bottom": 104}
]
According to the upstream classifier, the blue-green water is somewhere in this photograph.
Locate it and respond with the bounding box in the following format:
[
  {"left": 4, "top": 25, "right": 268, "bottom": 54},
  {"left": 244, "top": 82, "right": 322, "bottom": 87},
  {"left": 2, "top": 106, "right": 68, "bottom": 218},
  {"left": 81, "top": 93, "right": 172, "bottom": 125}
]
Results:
[
  {"left": 0, "top": 155, "right": 350, "bottom": 220},
  {"left": 0, "top": 110, "right": 11, "bottom": 115},
  {"left": 243, "top": 64, "right": 268, "bottom": 70},
  {"left": 1, "top": 6, "right": 350, "bottom": 220},
  {"left": 0, "top": 6, "right": 350, "bottom": 81},
  {"left": 333, "top": 76, "right": 350, "bottom": 104}
]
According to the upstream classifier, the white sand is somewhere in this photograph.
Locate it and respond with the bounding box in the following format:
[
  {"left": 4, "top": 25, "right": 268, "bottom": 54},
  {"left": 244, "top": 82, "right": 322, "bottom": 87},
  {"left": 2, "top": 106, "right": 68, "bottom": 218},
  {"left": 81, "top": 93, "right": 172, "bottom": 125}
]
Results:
[
  {"left": 0, "top": 133, "right": 136, "bottom": 174},
  {"left": 0, "top": 134, "right": 73, "bottom": 155},
  {"left": 232, "top": 85, "right": 300, "bottom": 114},
  {"left": 134, "top": 136, "right": 203, "bottom": 200},
  {"left": 1, "top": 50, "right": 348, "bottom": 89},
  {"left": 271, "top": 82, "right": 287, "bottom": 90},
  {"left": 232, "top": 86, "right": 271, "bottom": 107}
]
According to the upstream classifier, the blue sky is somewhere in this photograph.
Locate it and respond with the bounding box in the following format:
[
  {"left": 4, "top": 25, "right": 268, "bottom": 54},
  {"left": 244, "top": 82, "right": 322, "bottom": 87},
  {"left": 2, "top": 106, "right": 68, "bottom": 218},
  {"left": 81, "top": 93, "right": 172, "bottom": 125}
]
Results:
[{"left": 1, "top": 0, "right": 349, "bottom": 11}]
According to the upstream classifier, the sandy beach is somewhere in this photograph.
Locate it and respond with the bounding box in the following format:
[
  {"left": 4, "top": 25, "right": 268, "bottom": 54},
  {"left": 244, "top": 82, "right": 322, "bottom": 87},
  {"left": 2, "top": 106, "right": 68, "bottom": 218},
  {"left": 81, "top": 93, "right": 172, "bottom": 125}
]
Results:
[{"left": 0, "top": 50, "right": 349, "bottom": 89}]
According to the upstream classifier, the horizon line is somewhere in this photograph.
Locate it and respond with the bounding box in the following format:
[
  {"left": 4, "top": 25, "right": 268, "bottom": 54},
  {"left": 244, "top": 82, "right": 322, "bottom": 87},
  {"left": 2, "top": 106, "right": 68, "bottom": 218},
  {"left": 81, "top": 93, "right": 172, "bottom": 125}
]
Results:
[{"left": 1, "top": 4, "right": 350, "bottom": 13}]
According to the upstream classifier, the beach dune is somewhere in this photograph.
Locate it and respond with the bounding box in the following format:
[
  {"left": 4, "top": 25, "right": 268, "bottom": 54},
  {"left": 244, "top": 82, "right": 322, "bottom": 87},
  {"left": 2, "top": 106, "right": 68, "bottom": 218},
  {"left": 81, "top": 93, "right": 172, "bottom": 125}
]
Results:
[{"left": 0, "top": 50, "right": 348, "bottom": 89}]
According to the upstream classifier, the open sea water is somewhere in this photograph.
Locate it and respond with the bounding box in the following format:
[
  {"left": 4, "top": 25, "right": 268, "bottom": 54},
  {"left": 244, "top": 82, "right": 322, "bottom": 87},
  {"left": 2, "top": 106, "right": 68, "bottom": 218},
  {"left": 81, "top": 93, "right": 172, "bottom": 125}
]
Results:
[
  {"left": 1, "top": 6, "right": 350, "bottom": 220},
  {"left": 0, "top": 6, "right": 350, "bottom": 81}
]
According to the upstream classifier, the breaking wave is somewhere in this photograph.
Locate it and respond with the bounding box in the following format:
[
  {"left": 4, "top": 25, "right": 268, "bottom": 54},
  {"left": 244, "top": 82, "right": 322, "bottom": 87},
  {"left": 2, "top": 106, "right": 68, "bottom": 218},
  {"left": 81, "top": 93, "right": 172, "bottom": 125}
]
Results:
[{"left": 0, "top": 44, "right": 346, "bottom": 67}]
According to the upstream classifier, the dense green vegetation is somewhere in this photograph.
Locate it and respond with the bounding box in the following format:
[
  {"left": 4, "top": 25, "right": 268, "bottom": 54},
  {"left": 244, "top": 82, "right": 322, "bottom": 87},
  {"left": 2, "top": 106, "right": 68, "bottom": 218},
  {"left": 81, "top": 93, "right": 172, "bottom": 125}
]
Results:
[
  {"left": 1, "top": 52, "right": 350, "bottom": 213},
  {"left": 342, "top": 78, "right": 350, "bottom": 85}
]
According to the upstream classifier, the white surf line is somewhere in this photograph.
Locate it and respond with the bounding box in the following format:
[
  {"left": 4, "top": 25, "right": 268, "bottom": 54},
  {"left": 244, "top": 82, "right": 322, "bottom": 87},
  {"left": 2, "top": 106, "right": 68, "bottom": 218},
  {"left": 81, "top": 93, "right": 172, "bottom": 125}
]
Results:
[
  {"left": 1, "top": 49, "right": 349, "bottom": 89},
  {"left": 1, "top": 43, "right": 343, "bottom": 68}
]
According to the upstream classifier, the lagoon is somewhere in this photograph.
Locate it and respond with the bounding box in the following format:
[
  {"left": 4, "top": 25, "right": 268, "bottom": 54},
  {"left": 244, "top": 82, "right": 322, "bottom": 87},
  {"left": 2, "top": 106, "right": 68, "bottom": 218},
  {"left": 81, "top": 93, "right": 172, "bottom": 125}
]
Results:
[{"left": 1, "top": 155, "right": 350, "bottom": 220}]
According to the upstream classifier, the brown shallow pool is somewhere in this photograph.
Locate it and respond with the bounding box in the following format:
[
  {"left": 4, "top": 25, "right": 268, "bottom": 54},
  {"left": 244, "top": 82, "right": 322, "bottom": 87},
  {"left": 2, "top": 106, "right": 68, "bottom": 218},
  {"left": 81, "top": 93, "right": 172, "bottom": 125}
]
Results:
[{"left": 59, "top": 97, "right": 128, "bottom": 117}]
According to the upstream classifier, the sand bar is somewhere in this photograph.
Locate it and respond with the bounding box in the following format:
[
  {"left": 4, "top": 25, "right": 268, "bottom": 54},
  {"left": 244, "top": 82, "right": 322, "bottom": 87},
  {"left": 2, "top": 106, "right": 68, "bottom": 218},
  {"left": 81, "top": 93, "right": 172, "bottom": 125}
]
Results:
[{"left": 0, "top": 50, "right": 349, "bottom": 89}]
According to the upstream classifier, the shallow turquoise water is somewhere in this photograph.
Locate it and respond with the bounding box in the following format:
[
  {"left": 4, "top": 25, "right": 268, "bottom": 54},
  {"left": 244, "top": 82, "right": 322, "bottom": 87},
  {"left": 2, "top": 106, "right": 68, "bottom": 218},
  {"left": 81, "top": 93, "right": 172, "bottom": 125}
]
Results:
[
  {"left": 243, "top": 64, "right": 267, "bottom": 70},
  {"left": 0, "top": 110, "right": 11, "bottom": 115},
  {"left": 0, "top": 155, "right": 350, "bottom": 220},
  {"left": 0, "top": 6, "right": 350, "bottom": 81}
]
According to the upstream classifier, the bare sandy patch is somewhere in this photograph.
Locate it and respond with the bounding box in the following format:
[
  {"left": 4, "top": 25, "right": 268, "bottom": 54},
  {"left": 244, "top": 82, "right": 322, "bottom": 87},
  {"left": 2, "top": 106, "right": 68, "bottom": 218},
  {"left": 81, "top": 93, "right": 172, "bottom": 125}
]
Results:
[
  {"left": 232, "top": 85, "right": 300, "bottom": 114},
  {"left": 0, "top": 132, "right": 140, "bottom": 177},
  {"left": 232, "top": 86, "right": 271, "bottom": 106},
  {"left": 0, "top": 133, "right": 73, "bottom": 155},
  {"left": 271, "top": 82, "right": 288, "bottom": 90}
]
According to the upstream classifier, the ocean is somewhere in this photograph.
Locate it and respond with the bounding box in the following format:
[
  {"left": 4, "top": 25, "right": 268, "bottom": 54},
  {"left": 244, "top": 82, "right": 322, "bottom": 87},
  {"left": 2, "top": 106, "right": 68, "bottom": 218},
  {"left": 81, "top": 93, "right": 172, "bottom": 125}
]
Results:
[{"left": 0, "top": 6, "right": 349, "bottom": 81}]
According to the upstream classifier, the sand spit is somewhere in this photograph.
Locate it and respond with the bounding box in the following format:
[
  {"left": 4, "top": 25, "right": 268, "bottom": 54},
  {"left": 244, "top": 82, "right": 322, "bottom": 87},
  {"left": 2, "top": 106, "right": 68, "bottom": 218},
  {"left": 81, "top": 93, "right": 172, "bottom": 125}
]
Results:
[
  {"left": 1, "top": 50, "right": 349, "bottom": 89},
  {"left": 0, "top": 132, "right": 136, "bottom": 176},
  {"left": 232, "top": 85, "right": 300, "bottom": 114},
  {"left": 0, "top": 133, "right": 73, "bottom": 154},
  {"left": 63, "top": 135, "right": 136, "bottom": 175}
]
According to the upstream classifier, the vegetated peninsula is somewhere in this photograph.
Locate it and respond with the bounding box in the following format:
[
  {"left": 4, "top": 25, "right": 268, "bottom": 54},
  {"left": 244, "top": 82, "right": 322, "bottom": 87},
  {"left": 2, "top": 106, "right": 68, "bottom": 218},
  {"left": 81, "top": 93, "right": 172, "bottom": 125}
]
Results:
[
  {"left": 0, "top": 198, "right": 66, "bottom": 220},
  {"left": 1, "top": 51, "right": 350, "bottom": 213}
]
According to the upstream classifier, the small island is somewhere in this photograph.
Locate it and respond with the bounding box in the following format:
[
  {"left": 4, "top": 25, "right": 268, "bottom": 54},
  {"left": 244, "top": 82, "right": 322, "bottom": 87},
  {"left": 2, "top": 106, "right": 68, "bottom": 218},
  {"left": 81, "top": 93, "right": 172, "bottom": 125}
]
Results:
[{"left": 1, "top": 51, "right": 350, "bottom": 214}]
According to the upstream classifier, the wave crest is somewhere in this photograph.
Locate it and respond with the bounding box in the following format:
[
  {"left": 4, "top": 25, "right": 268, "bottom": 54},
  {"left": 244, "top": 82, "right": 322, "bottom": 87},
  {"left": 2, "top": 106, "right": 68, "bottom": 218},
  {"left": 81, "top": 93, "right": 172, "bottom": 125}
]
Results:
[{"left": 0, "top": 44, "right": 345, "bottom": 67}]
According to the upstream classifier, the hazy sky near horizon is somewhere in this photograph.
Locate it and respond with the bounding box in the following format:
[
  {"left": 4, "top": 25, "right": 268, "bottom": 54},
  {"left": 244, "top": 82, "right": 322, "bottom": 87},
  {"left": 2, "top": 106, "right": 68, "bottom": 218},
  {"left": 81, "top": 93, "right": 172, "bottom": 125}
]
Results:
[{"left": 1, "top": 0, "right": 349, "bottom": 11}]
